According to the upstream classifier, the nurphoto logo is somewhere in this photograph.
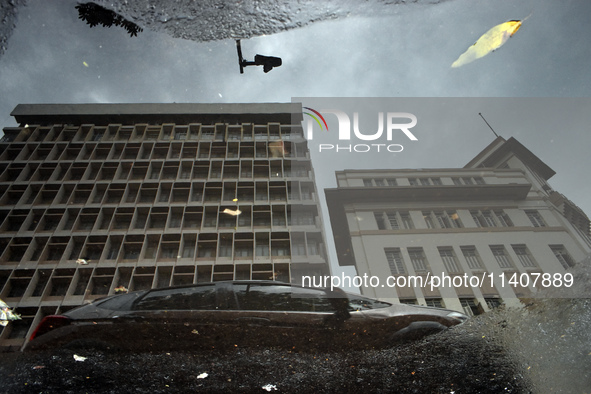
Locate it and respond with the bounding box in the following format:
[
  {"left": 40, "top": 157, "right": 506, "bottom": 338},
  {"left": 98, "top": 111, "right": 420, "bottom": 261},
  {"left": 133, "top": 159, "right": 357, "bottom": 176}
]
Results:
[{"left": 303, "top": 107, "right": 418, "bottom": 153}]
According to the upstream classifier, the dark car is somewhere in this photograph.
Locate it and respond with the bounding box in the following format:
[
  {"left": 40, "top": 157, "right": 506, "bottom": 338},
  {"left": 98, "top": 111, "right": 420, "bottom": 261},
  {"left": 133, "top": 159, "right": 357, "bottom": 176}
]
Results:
[{"left": 24, "top": 281, "right": 468, "bottom": 352}]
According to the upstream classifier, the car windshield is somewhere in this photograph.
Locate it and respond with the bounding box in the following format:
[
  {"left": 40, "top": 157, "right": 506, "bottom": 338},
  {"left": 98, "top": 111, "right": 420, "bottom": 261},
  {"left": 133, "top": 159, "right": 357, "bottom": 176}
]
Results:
[{"left": 95, "top": 292, "right": 145, "bottom": 311}]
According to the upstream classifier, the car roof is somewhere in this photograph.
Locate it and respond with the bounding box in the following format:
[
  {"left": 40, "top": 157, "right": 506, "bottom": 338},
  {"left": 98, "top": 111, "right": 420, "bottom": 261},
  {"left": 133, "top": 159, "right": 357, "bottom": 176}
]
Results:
[{"left": 144, "top": 280, "right": 328, "bottom": 293}]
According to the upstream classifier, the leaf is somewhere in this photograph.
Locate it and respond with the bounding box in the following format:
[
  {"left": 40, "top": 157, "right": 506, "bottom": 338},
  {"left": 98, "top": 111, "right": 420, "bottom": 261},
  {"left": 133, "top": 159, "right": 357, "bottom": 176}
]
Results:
[
  {"left": 73, "top": 354, "right": 87, "bottom": 362},
  {"left": 222, "top": 208, "right": 242, "bottom": 216},
  {"left": 0, "top": 298, "right": 21, "bottom": 326},
  {"left": 451, "top": 19, "right": 526, "bottom": 68}
]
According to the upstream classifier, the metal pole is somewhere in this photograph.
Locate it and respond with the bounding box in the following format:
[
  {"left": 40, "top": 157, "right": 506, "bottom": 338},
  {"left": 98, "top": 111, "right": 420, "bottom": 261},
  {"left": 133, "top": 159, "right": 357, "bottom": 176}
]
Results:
[{"left": 479, "top": 112, "right": 499, "bottom": 138}]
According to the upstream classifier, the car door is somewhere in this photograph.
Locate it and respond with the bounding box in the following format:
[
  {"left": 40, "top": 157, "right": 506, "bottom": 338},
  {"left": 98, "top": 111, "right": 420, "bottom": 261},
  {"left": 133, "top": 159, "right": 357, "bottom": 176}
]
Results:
[
  {"left": 120, "top": 283, "right": 226, "bottom": 350},
  {"left": 229, "top": 283, "right": 344, "bottom": 349}
]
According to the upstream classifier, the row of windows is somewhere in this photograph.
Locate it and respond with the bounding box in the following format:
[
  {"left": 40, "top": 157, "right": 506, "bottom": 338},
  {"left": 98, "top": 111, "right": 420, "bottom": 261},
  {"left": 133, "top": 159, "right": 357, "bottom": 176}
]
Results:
[
  {"left": 0, "top": 180, "right": 316, "bottom": 207},
  {"left": 374, "top": 210, "right": 463, "bottom": 230},
  {"left": 1, "top": 123, "right": 305, "bottom": 144},
  {"left": 0, "top": 158, "right": 312, "bottom": 183},
  {"left": 374, "top": 209, "right": 546, "bottom": 230},
  {"left": 362, "top": 176, "right": 485, "bottom": 187},
  {"left": 0, "top": 263, "right": 292, "bottom": 304},
  {"left": 374, "top": 211, "right": 414, "bottom": 230},
  {"left": 471, "top": 210, "right": 514, "bottom": 227},
  {"left": 384, "top": 244, "right": 574, "bottom": 275},
  {"left": 0, "top": 204, "right": 319, "bottom": 237},
  {"left": 0, "top": 230, "right": 324, "bottom": 265},
  {"left": 0, "top": 141, "right": 311, "bottom": 164}
]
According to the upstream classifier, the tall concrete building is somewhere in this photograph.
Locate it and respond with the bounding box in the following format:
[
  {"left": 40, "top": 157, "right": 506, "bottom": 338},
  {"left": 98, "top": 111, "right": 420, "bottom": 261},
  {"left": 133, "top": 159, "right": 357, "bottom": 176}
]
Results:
[
  {"left": 0, "top": 103, "right": 329, "bottom": 351},
  {"left": 326, "top": 137, "right": 591, "bottom": 315}
]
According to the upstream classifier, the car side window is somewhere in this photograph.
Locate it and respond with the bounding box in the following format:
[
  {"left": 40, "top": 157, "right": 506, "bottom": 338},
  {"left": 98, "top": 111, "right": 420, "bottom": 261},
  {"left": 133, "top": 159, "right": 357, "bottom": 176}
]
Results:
[
  {"left": 234, "top": 284, "right": 335, "bottom": 312},
  {"left": 135, "top": 285, "right": 217, "bottom": 310},
  {"left": 347, "top": 295, "right": 391, "bottom": 311}
]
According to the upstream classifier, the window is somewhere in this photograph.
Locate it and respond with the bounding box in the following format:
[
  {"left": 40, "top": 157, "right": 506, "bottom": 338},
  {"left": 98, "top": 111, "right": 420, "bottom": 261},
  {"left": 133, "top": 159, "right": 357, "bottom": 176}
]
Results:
[
  {"left": 292, "top": 211, "right": 315, "bottom": 226},
  {"left": 512, "top": 244, "right": 536, "bottom": 267},
  {"left": 407, "top": 248, "right": 428, "bottom": 272},
  {"left": 106, "top": 240, "right": 121, "bottom": 260},
  {"left": 460, "top": 299, "right": 480, "bottom": 317},
  {"left": 452, "top": 176, "right": 485, "bottom": 185},
  {"left": 425, "top": 298, "right": 443, "bottom": 308},
  {"left": 424, "top": 210, "right": 462, "bottom": 229},
  {"left": 485, "top": 298, "right": 502, "bottom": 309},
  {"left": 234, "top": 244, "right": 253, "bottom": 257},
  {"left": 374, "top": 212, "right": 386, "bottom": 230},
  {"left": 472, "top": 209, "right": 513, "bottom": 228},
  {"left": 460, "top": 246, "right": 483, "bottom": 269},
  {"left": 218, "top": 237, "right": 233, "bottom": 257},
  {"left": 363, "top": 179, "right": 373, "bottom": 187},
  {"left": 307, "top": 241, "right": 319, "bottom": 256},
  {"left": 549, "top": 245, "right": 575, "bottom": 269},
  {"left": 385, "top": 248, "right": 406, "bottom": 275},
  {"left": 480, "top": 211, "right": 496, "bottom": 227},
  {"left": 374, "top": 211, "right": 414, "bottom": 230},
  {"left": 438, "top": 247, "right": 461, "bottom": 273},
  {"left": 471, "top": 210, "right": 492, "bottom": 227},
  {"left": 271, "top": 242, "right": 290, "bottom": 257},
  {"left": 137, "top": 285, "right": 217, "bottom": 310},
  {"left": 347, "top": 294, "right": 391, "bottom": 310},
  {"left": 386, "top": 178, "right": 397, "bottom": 186},
  {"left": 291, "top": 242, "right": 306, "bottom": 256},
  {"left": 197, "top": 245, "right": 216, "bottom": 258},
  {"left": 234, "top": 284, "right": 334, "bottom": 312},
  {"left": 526, "top": 210, "right": 546, "bottom": 227},
  {"left": 255, "top": 244, "right": 269, "bottom": 257},
  {"left": 182, "top": 241, "right": 196, "bottom": 258},
  {"left": 399, "top": 212, "right": 413, "bottom": 229},
  {"left": 490, "top": 245, "right": 513, "bottom": 269},
  {"left": 494, "top": 211, "right": 513, "bottom": 227},
  {"left": 123, "top": 245, "right": 141, "bottom": 260}
]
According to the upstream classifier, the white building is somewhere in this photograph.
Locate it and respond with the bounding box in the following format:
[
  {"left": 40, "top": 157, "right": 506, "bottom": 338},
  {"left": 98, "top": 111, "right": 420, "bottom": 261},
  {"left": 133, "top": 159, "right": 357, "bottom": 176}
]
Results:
[{"left": 325, "top": 137, "right": 591, "bottom": 315}]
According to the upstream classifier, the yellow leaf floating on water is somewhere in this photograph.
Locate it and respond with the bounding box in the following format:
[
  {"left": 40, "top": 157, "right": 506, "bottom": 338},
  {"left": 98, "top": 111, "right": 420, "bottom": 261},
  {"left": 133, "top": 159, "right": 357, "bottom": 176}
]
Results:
[
  {"left": 83, "top": 61, "right": 89, "bottom": 67},
  {"left": 451, "top": 17, "right": 528, "bottom": 68}
]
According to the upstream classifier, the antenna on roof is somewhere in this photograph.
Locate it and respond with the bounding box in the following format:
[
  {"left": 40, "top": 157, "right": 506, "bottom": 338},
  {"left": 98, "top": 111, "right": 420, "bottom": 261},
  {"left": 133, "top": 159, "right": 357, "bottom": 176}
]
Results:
[{"left": 479, "top": 113, "right": 499, "bottom": 138}]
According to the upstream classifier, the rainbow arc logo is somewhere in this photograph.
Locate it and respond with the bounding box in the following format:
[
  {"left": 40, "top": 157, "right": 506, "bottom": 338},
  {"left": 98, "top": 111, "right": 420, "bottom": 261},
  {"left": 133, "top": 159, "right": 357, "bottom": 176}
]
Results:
[{"left": 303, "top": 107, "right": 329, "bottom": 132}]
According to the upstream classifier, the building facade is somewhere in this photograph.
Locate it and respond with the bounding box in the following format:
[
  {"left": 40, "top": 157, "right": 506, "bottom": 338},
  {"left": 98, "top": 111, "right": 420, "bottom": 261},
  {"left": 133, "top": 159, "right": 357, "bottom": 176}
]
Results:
[
  {"left": 0, "top": 103, "right": 329, "bottom": 351},
  {"left": 326, "top": 137, "right": 591, "bottom": 315}
]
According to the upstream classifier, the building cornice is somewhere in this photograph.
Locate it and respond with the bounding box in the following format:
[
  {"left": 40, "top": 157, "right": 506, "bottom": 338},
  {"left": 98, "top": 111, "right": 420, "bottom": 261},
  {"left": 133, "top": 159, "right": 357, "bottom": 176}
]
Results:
[
  {"left": 11, "top": 103, "right": 303, "bottom": 126},
  {"left": 464, "top": 137, "right": 555, "bottom": 181}
]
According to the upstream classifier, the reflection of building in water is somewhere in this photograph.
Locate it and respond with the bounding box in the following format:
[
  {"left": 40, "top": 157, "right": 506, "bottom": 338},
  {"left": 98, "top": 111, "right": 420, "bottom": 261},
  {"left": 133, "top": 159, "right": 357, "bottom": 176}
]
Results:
[
  {"left": 0, "top": 103, "right": 329, "bottom": 351},
  {"left": 326, "top": 137, "right": 591, "bottom": 316}
]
